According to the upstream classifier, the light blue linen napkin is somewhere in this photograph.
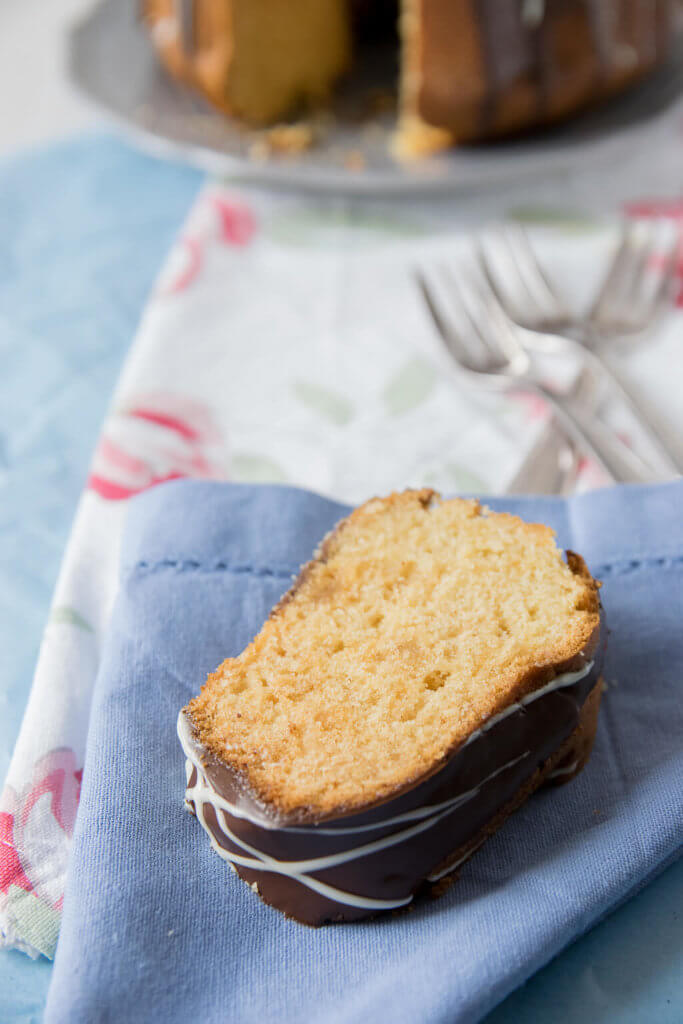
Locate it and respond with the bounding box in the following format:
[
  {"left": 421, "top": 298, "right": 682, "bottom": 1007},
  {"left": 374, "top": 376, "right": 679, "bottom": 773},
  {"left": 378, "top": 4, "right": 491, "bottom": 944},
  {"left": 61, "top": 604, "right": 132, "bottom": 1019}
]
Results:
[{"left": 45, "top": 480, "right": 683, "bottom": 1024}]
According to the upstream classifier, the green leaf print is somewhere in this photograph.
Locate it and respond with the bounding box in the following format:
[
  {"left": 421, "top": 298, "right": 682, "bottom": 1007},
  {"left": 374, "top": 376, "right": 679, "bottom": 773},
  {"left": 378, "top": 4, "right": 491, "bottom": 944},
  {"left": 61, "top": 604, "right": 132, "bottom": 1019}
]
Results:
[
  {"left": 422, "top": 462, "right": 488, "bottom": 494},
  {"left": 266, "top": 208, "right": 425, "bottom": 246},
  {"left": 383, "top": 357, "right": 436, "bottom": 416},
  {"left": 445, "top": 464, "right": 488, "bottom": 493},
  {"left": 49, "top": 606, "right": 94, "bottom": 633},
  {"left": 231, "top": 454, "right": 289, "bottom": 483},
  {"left": 292, "top": 379, "right": 354, "bottom": 426},
  {"left": 506, "top": 207, "right": 600, "bottom": 233},
  {"left": 7, "top": 885, "right": 61, "bottom": 960}
]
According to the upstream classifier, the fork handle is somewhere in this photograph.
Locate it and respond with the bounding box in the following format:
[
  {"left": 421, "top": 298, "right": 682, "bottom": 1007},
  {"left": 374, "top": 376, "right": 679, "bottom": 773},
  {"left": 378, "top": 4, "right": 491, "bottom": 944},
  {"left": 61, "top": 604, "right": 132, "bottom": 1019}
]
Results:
[
  {"left": 505, "top": 425, "right": 578, "bottom": 495},
  {"left": 532, "top": 384, "right": 655, "bottom": 485},
  {"left": 573, "top": 330, "right": 681, "bottom": 476}
]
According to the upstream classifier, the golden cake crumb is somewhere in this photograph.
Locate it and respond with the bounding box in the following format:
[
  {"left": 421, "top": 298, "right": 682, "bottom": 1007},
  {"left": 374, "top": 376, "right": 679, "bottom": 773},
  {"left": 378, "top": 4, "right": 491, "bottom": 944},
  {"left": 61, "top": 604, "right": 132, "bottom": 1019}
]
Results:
[
  {"left": 187, "top": 490, "right": 600, "bottom": 820},
  {"left": 249, "top": 122, "right": 316, "bottom": 160}
]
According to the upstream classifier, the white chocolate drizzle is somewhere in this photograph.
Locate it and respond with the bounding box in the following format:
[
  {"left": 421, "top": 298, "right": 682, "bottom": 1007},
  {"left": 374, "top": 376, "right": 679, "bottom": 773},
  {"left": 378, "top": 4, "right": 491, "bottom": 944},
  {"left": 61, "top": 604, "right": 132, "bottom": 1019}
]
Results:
[
  {"left": 183, "top": 747, "right": 528, "bottom": 911},
  {"left": 521, "top": 0, "right": 546, "bottom": 29},
  {"left": 427, "top": 838, "right": 488, "bottom": 883},
  {"left": 178, "top": 659, "right": 594, "bottom": 911},
  {"left": 546, "top": 758, "right": 579, "bottom": 780},
  {"left": 461, "top": 662, "right": 594, "bottom": 749}
]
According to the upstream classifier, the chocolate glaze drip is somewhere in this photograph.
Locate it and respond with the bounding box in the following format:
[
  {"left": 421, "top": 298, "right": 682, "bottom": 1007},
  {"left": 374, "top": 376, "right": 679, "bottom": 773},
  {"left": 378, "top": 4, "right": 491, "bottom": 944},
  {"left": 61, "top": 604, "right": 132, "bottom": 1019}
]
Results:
[
  {"left": 420, "top": 0, "right": 679, "bottom": 138},
  {"left": 475, "top": 0, "right": 535, "bottom": 132},
  {"left": 179, "top": 627, "right": 603, "bottom": 925}
]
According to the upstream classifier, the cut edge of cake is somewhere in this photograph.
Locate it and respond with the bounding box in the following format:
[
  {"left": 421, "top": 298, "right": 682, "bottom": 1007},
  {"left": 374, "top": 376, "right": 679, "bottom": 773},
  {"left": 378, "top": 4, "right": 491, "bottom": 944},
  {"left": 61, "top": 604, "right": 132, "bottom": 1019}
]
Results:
[{"left": 142, "top": 0, "right": 352, "bottom": 125}]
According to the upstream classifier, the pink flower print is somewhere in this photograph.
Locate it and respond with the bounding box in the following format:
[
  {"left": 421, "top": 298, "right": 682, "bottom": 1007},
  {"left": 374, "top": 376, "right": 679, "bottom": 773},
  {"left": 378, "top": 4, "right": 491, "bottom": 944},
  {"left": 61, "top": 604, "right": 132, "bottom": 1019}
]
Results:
[
  {"left": 88, "top": 393, "right": 229, "bottom": 501},
  {"left": 157, "top": 193, "right": 256, "bottom": 294},
  {"left": 623, "top": 199, "right": 683, "bottom": 219},
  {"left": 1, "top": 805, "right": 33, "bottom": 897},
  {"left": 1, "top": 750, "right": 82, "bottom": 911},
  {"left": 210, "top": 194, "right": 257, "bottom": 246},
  {"left": 576, "top": 454, "right": 610, "bottom": 489},
  {"left": 512, "top": 390, "right": 551, "bottom": 422},
  {"left": 161, "top": 236, "right": 203, "bottom": 295}
]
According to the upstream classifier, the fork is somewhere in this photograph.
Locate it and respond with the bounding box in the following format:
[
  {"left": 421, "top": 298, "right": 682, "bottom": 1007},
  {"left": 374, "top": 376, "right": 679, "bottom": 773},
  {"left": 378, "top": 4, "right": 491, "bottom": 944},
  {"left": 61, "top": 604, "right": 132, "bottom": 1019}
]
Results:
[
  {"left": 477, "top": 221, "right": 681, "bottom": 476},
  {"left": 416, "top": 267, "right": 659, "bottom": 486},
  {"left": 504, "top": 366, "right": 596, "bottom": 494}
]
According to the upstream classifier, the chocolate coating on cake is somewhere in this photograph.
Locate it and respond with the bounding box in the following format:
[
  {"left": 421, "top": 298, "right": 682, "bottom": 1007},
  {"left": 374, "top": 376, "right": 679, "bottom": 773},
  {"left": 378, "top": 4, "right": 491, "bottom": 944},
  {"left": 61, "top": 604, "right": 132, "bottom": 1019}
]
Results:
[
  {"left": 415, "top": 0, "right": 678, "bottom": 140},
  {"left": 178, "top": 624, "right": 603, "bottom": 925}
]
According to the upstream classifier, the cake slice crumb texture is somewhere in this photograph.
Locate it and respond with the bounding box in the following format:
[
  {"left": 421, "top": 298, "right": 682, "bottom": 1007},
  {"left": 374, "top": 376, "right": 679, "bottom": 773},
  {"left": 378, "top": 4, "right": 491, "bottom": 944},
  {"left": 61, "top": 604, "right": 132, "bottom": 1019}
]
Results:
[{"left": 187, "top": 490, "right": 600, "bottom": 818}]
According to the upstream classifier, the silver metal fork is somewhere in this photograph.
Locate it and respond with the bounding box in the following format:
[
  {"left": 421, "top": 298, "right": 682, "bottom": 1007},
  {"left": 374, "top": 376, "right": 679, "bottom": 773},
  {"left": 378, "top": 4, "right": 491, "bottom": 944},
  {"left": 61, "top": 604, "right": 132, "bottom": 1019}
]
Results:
[
  {"left": 477, "top": 221, "right": 681, "bottom": 475},
  {"left": 416, "top": 267, "right": 660, "bottom": 486},
  {"left": 589, "top": 221, "right": 677, "bottom": 339}
]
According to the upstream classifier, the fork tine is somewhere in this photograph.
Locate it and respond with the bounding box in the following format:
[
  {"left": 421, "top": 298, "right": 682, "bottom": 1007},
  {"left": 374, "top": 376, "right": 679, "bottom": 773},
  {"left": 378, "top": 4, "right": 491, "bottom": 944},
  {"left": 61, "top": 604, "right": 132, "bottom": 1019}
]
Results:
[
  {"left": 502, "top": 223, "right": 567, "bottom": 317},
  {"left": 620, "top": 221, "right": 658, "bottom": 308},
  {"left": 415, "top": 270, "right": 476, "bottom": 368},
  {"left": 453, "top": 263, "right": 524, "bottom": 365},
  {"left": 445, "top": 260, "right": 529, "bottom": 367},
  {"left": 590, "top": 223, "right": 633, "bottom": 323},
  {"left": 480, "top": 228, "right": 542, "bottom": 322},
  {"left": 595, "top": 220, "right": 670, "bottom": 329},
  {"left": 478, "top": 225, "right": 567, "bottom": 327},
  {"left": 477, "top": 234, "right": 543, "bottom": 328},
  {"left": 438, "top": 265, "right": 495, "bottom": 367},
  {"left": 475, "top": 238, "right": 519, "bottom": 320},
  {"left": 415, "top": 271, "right": 457, "bottom": 351},
  {"left": 641, "top": 228, "right": 680, "bottom": 323},
  {"left": 592, "top": 220, "right": 660, "bottom": 325}
]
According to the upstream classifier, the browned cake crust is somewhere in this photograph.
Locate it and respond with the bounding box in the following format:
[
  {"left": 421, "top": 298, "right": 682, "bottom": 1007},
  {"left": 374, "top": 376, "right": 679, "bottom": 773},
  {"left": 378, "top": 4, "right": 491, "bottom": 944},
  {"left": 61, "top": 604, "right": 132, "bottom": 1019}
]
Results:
[
  {"left": 179, "top": 490, "right": 604, "bottom": 924},
  {"left": 401, "top": 0, "right": 678, "bottom": 148}
]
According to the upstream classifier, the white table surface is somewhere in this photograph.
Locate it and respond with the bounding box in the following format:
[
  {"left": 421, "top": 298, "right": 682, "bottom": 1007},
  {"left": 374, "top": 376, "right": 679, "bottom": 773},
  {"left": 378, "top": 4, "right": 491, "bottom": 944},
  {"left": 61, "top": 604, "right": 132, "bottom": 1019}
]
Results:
[{"left": 0, "top": 0, "right": 94, "bottom": 156}]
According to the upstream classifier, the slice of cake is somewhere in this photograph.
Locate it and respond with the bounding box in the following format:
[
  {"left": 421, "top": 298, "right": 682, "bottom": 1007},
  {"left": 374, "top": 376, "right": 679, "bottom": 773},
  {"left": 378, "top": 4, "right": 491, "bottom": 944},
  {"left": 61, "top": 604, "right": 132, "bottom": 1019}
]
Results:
[{"left": 179, "top": 490, "right": 603, "bottom": 924}]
